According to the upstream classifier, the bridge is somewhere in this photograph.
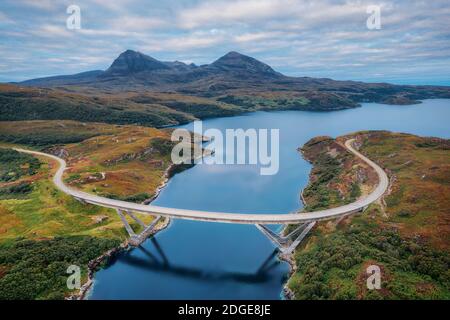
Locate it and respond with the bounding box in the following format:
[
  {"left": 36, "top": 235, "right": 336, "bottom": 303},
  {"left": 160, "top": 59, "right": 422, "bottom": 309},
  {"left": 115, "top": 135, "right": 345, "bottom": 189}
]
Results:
[{"left": 14, "top": 139, "right": 389, "bottom": 254}]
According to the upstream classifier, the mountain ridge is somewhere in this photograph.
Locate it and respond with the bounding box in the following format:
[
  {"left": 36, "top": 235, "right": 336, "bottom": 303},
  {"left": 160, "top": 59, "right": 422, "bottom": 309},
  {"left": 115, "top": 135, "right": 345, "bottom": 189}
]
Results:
[
  {"left": 18, "top": 50, "right": 450, "bottom": 96},
  {"left": 20, "top": 50, "right": 280, "bottom": 85},
  {"left": 2, "top": 49, "right": 449, "bottom": 129}
]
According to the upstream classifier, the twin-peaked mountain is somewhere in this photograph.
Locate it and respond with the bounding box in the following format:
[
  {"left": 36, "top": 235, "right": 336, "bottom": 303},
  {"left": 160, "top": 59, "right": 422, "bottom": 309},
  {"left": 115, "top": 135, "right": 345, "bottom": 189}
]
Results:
[
  {"left": 105, "top": 50, "right": 278, "bottom": 74},
  {"left": 20, "top": 50, "right": 450, "bottom": 105},
  {"left": 21, "top": 50, "right": 282, "bottom": 89},
  {"left": 106, "top": 50, "right": 279, "bottom": 77},
  {"left": 2, "top": 49, "right": 449, "bottom": 128}
]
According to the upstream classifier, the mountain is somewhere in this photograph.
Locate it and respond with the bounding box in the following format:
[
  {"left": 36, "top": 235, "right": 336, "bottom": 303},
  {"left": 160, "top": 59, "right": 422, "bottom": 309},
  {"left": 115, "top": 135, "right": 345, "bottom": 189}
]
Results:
[
  {"left": 19, "top": 50, "right": 288, "bottom": 88},
  {"left": 209, "top": 51, "right": 280, "bottom": 77},
  {"left": 3, "top": 49, "right": 449, "bottom": 128},
  {"left": 104, "top": 50, "right": 170, "bottom": 75},
  {"left": 19, "top": 70, "right": 103, "bottom": 87},
  {"left": 14, "top": 50, "right": 449, "bottom": 97},
  {"left": 100, "top": 50, "right": 280, "bottom": 83},
  {"left": 17, "top": 50, "right": 450, "bottom": 102}
]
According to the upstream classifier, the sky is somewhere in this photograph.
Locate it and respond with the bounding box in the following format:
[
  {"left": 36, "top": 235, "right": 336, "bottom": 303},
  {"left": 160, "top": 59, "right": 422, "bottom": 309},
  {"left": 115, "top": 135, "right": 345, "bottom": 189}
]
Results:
[{"left": 0, "top": 0, "right": 449, "bottom": 85}]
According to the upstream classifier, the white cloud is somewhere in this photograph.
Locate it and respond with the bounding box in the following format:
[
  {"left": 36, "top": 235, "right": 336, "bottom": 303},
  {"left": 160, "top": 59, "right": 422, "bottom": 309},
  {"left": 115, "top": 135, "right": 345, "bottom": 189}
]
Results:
[
  {"left": 0, "top": 11, "right": 14, "bottom": 24},
  {"left": 178, "top": 0, "right": 296, "bottom": 28},
  {"left": 88, "top": 0, "right": 137, "bottom": 12},
  {"left": 233, "top": 31, "right": 282, "bottom": 43},
  {"left": 78, "top": 28, "right": 137, "bottom": 37},
  {"left": 177, "top": 0, "right": 382, "bottom": 30},
  {"left": 31, "top": 24, "right": 74, "bottom": 38},
  {"left": 141, "top": 32, "right": 226, "bottom": 52},
  {"left": 109, "top": 15, "right": 168, "bottom": 31},
  {"left": 19, "top": 0, "right": 59, "bottom": 11},
  {"left": 1, "top": 0, "right": 449, "bottom": 83}
]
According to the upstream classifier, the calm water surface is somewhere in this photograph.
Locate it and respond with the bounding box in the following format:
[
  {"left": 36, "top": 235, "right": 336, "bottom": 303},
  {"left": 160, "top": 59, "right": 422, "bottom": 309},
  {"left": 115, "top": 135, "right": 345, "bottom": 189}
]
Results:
[{"left": 89, "top": 99, "right": 450, "bottom": 299}]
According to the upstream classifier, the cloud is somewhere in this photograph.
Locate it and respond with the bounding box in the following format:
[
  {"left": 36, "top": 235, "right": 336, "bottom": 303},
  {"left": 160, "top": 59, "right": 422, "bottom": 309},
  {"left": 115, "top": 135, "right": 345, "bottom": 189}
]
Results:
[
  {"left": 0, "top": 0, "right": 449, "bottom": 84},
  {"left": 109, "top": 15, "right": 168, "bottom": 31},
  {"left": 88, "top": 0, "right": 137, "bottom": 12},
  {"left": 18, "top": 0, "right": 59, "bottom": 11},
  {"left": 141, "top": 31, "right": 226, "bottom": 52},
  {"left": 177, "top": 0, "right": 378, "bottom": 30},
  {"left": 31, "top": 24, "right": 74, "bottom": 38},
  {"left": 233, "top": 31, "right": 282, "bottom": 43},
  {"left": 178, "top": 0, "right": 294, "bottom": 28},
  {"left": 0, "top": 11, "right": 14, "bottom": 24}
]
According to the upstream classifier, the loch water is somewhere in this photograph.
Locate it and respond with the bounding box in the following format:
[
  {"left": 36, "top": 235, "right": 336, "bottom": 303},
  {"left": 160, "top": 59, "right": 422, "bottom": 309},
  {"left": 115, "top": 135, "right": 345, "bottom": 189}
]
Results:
[{"left": 89, "top": 99, "right": 450, "bottom": 299}]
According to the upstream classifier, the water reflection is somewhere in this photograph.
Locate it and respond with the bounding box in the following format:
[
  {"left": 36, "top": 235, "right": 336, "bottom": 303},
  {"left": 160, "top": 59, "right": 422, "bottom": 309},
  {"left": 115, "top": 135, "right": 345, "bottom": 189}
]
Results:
[{"left": 118, "top": 239, "right": 281, "bottom": 284}]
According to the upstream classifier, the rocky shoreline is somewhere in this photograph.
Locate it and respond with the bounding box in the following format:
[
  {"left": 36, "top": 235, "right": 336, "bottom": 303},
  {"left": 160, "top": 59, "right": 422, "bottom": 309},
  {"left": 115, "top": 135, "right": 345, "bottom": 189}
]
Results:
[
  {"left": 143, "top": 163, "right": 175, "bottom": 205},
  {"left": 67, "top": 241, "right": 127, "bottom": 300},
  {"left": 279, "top": 252, "right": 297, "bottom": 300},
  {"left": 278, "top": 147, "right": 313, "bottom": 301},
  {"left": 67, "top": 217, "right": 171, "bottom": 300}
]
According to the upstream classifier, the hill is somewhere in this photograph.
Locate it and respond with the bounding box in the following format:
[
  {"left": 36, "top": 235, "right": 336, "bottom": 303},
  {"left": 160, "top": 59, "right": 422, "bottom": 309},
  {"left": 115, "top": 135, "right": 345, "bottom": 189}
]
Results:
[
  {"left": 287, "top": 131, "right": 450, "bottom": 299},
  {"left": 0, "top": 120, "right": 184, "bottom": 299},
  {"left": 0, "top": 84, "right": 244, "bottom": 127}
]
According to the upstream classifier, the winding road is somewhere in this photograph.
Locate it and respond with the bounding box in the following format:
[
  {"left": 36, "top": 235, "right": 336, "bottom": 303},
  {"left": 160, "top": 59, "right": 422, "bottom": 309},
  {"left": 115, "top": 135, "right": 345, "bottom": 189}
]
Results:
[{"left": 13, "top": 139, "right": 388, "bottom": 225}]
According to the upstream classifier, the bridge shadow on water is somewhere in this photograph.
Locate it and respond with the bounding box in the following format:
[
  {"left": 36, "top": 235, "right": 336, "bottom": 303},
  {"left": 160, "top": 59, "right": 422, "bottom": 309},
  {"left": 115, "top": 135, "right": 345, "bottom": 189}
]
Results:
[{"left": 118, "top": 238, "right": 282, "bottom": 284}]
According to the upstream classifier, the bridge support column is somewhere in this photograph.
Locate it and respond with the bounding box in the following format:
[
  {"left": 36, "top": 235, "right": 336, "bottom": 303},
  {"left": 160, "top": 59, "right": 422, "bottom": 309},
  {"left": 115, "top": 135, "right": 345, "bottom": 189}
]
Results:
[
  {"left": 125, "top": 210, "right": 147, "bottom": 228},
  {"left": 115, "top": 209, "right": 162, "bottom": 246},
  {"left": 116, "top": 209, "right": 136, "bottom": 237},
  {"left": 138, "top": 215, "right": 162, "bottom": 242},
  {"left": 256, "top": 222, "right": 316, "bottom": 254}
]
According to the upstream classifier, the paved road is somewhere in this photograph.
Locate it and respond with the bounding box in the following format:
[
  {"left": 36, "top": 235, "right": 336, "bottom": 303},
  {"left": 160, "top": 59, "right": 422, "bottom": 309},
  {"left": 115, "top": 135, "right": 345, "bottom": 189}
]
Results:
[{"left": 14, "top": 139, "right": 388, "bottom": 225}]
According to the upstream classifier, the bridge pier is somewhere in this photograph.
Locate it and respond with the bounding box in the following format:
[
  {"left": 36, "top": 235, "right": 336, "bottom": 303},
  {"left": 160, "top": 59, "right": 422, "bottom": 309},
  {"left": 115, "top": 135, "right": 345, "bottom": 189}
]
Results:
[
  {"left": 115, "top": 209, "right": 162, "bottom": 246},
  {"left": 126, "top": 210, "right": 147, "bottom": 228},
  {"left": 116, "top": 209, "right": 136, "bottom": 237},
  {"left": 256, "top": 222, "right": 316, "bottom": 254}
]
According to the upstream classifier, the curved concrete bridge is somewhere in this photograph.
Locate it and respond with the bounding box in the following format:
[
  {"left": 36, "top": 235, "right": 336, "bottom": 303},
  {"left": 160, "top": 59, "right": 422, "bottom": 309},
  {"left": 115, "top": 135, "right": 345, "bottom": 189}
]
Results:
[{"left": 14, "top": 139, "right": 388, "bottom": 253}]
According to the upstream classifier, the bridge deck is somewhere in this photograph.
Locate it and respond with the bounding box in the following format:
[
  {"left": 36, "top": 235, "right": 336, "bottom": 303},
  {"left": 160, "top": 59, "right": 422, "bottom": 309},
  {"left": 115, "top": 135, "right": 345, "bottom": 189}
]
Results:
[{"left": 13, "top": 139, "right": 389, "bottom": 225}]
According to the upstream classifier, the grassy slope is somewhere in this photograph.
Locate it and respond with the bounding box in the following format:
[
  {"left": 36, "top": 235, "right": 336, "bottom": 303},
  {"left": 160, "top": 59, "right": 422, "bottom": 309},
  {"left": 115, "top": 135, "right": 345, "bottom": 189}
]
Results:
[
  {"left": 288, "top": 131, "right": 449, "bottom": 299},
  {"left": 62, "top": 125, "right": 173, "bottom": 199},
  {"left": 0, "top": 121, "right": 178, "bottom": 299},
  {"left": 0, "top": 84, "right": 244, "bottom": 127},
  {"left": 0, "top": 120, "right": 123, "bottom": 146},
  {"left": 0, "top": 83, "right": 364, "bottom": 129},
  {"left": 0, "top": 153, "right": 127, "bottom": 299},
  {"left": 216, "top": 90, "right": 357, "bottom": 111},
  {"left": 0, "top": 120, "right": 178, "bottom": 241}
]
